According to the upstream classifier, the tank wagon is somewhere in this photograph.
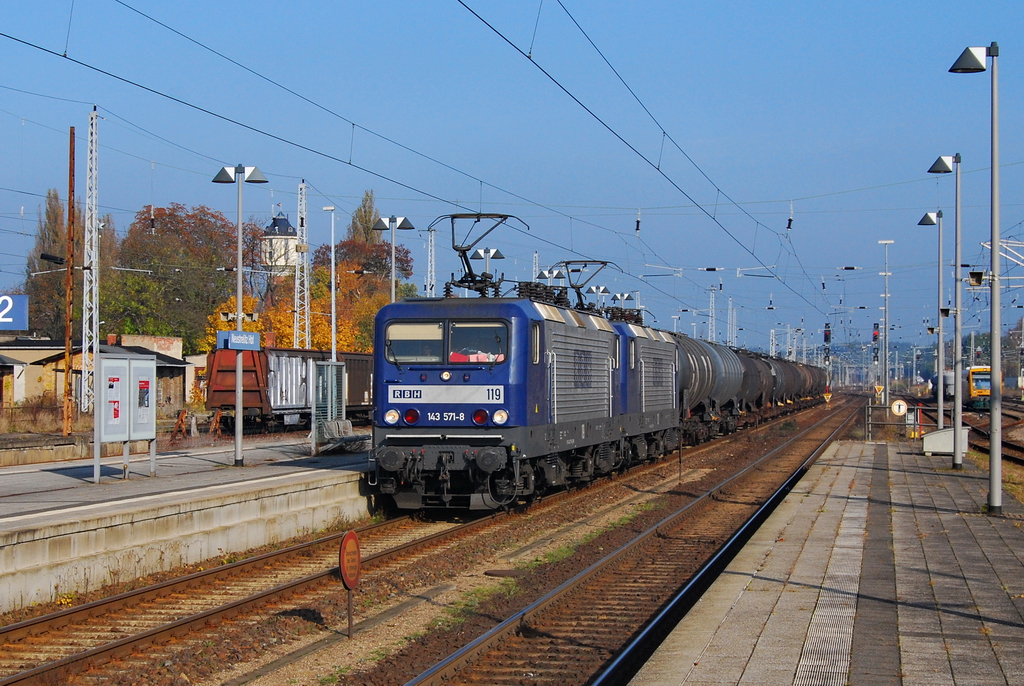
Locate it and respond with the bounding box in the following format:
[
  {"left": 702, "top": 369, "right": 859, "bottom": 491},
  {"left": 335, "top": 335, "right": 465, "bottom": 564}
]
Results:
[{"left": 206, "top": 346, "right": 373, "bottom": 429}]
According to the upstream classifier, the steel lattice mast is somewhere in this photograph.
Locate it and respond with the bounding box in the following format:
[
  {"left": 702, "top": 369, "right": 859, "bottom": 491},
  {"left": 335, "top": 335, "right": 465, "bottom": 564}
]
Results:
[
  {"left": 293, "top": 180, "right": 310, "bottom": 348},
  {"left": 707, "top": 288, "right": 716, "bottom": 343},
  {"left": 82, "top": 107, "right": 99, "bottom": 413},
  {"left": 426, "top": 225, "right": 436, "bottom": 296}
]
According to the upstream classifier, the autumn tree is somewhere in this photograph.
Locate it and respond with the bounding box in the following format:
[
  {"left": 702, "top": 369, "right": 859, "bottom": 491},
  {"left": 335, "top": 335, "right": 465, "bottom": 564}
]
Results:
[
  {"left": 23, "top": 190, "right": 83, "bottom": 340},
  {"left": 105, "top": 204, "right": 256, "bottom": 355}
]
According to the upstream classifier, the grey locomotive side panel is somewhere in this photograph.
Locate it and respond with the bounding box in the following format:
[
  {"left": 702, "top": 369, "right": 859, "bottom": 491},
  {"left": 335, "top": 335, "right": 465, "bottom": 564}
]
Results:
[
  {"left": 549, "top": 326, "right": 614, "bottom": 422},
  {"left": 637, "top": 338, "right": 676, "bottom": 411}
]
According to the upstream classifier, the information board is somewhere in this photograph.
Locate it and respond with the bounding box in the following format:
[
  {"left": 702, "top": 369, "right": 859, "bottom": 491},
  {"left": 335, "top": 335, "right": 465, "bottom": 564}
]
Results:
[
  {"left": 130, "top": 358, "right": 157, "bottom": 440},
  {"left": 0, "top": 295, "right": 28, "bottom": 330},
  {"left": 217, "top": 330, "right": 261, "bottom": 350},
  {"left": 97, "top": 353, "right": 157, "bottom": 442},
  {"left": 98, "top": 356, "right": 130, "bottom": 443}
]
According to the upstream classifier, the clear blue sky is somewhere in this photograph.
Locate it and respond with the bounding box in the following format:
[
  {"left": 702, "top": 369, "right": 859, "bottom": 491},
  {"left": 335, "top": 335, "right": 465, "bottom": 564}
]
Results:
[{"left": 1, "top": 0, "right": 1022, "bottom": 356}]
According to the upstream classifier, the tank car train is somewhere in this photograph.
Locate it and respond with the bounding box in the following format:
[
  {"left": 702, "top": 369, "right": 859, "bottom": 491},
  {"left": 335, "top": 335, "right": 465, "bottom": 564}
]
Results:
[
  {"left": 206, "top": 346, "right": 373, "bottom": 429},
  {"left": 369, "top": 280, "right": 825, "bottom": 510}
]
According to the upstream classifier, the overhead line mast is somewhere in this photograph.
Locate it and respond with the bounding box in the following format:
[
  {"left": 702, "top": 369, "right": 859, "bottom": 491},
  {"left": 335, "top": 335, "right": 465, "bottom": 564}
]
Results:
[
  {"left": 294, "top": 180, "right": 310, "bottom": 348},
  {"left": 82, "top": 107, "right": 99, "bottom": 414}
]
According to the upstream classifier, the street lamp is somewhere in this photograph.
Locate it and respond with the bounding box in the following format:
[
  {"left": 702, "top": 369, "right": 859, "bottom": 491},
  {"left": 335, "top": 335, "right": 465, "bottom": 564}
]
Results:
[
  {"left": 213, "top": 164, "right": 268, "bottom": 467},
  {"left": 470, "top": 247, "right": 505, "bottom": 278},
  {"left": 918, "top": 210, "right": 944, "bottom": 429},
  {"left": 323, "top": 206, "right": 337, "bottom": 361},
  {"left": 928, "top": 154, "right": 965, "bottom": 468},
  {"left": 951, "top": 43, "right": 1001, "bottom": 512},
  {"left": 372, "top": 215, "right": 415, "bottom": 302},
  {"left": 879, "top": 240, "right": 894, "bottom": 407}
]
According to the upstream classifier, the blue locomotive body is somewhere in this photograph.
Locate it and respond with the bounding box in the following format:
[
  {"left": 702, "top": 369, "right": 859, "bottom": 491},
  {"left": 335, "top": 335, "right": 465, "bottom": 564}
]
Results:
[{"left": 370, "top": 293, "right": 825, "bottom": 510}]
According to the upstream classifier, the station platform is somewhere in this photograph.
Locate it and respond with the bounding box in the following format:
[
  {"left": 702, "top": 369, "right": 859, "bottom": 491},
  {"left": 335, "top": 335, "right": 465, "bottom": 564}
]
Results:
[
  {"left": 631, "top": 441, "right": 1024, "bottom": 685},
  {"left": 0, "top": 437, "right": 373, "bottom": 613}
]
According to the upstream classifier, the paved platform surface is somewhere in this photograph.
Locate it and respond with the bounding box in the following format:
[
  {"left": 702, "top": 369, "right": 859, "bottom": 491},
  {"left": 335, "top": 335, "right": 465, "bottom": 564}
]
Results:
[
  {"left": 0, "top": 435, "right": 371, "bottom": 522},
  {"left": 630, "top": 441, "right": 1024, "bottom": 685}
]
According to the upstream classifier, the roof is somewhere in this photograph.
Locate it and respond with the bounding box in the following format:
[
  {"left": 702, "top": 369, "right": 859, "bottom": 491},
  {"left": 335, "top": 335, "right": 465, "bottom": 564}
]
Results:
[
  {"left": 264, "top": 210, "right": 297, "bottom": 237},
  {"left": 0, "top": 353, "right": 20, "bottom": 366},
  {"left": 32, "top": 344, "right": 190, "bottom": 368}
]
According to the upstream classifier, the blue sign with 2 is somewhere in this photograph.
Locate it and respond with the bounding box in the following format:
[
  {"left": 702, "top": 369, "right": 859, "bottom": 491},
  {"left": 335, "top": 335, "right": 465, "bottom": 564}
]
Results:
[{"left": 0, "top": 295, "right": 29, "bottom": 330}]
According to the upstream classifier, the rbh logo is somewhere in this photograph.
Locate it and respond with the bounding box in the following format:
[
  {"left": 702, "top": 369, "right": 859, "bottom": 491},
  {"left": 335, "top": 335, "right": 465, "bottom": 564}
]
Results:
[{"left": 391, "top": 389, "right": 423, "bottom": 399}]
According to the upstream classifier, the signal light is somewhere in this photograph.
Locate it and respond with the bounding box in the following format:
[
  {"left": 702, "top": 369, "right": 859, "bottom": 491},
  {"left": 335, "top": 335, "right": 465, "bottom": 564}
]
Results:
[
  {"left": 872, "top": 323, "right": 879, "bottom": 343},
  {"left": 403, "top": 408, "right": 420, "bottom": 425},
  {"left": 824, "top": 323, "right": 831, "bottom": 345},
  {"left": 472, "top": 409, "right": 489, "bottom": 425}
]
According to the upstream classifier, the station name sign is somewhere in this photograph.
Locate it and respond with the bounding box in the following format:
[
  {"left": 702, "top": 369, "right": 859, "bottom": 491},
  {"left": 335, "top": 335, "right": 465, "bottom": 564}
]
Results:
[{"left": 217, "top": 330, "right": 261, "bottom": 351}]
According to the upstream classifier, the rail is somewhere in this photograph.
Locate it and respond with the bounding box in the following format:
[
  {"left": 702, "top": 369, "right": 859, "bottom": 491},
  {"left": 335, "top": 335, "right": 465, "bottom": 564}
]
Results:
[{"left": 405, "top": 398, "right": 860, "bottom": 685}]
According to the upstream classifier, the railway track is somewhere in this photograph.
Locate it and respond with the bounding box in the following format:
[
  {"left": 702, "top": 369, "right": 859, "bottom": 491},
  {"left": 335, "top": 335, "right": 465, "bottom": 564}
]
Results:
[
  {"left": 0, "top": 398, "right": 847, "bottom": 685},
  {"left": 394, "top": 399, "right": 860, "bottom": 685},
  {"left": 0, "top": 517, "right": 476, "bottom": 686}
]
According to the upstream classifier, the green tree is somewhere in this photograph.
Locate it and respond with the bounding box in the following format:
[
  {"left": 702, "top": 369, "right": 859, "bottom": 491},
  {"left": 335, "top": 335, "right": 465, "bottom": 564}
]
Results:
[{"left": 347, "top": 190, "right": 381, "bottom": 244}]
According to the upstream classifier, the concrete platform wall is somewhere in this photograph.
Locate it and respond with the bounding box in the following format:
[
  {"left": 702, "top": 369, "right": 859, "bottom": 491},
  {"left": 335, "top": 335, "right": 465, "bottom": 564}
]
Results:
[{"left": 0, "top": 471, "right": 371, "bottom": 613}]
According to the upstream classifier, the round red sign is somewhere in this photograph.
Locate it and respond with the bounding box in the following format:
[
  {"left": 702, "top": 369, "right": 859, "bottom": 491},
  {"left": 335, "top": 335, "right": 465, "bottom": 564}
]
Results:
[{"left": 339, "top": 530, "right": 361, "bottom": 590}]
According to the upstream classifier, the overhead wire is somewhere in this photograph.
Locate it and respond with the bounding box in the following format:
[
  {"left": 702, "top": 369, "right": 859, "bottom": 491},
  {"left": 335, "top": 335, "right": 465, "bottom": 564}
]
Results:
[
  {"left": 0, "top": 29, "right": 712, "bottom": 311},
  {"left": 455, "top": 1, "right": 826, "bottom": 317}
]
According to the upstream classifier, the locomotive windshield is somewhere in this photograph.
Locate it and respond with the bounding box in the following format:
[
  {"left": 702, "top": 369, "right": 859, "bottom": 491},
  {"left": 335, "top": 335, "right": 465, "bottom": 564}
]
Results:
[
  {"left": 385, "top": 322, "right": 444, "bottom": 364},
  {"left": 383, "top": 320, "right": 507, "bottom": 365},
  {"left": 449, "top": 321, "right": 507, "bottom": 364},
  {"left": 973, "top": 372, "right": 991, "bottom": 390}
]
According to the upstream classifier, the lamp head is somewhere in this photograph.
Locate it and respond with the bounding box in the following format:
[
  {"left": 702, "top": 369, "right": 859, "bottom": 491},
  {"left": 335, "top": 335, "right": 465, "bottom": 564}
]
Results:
[
  {"left": 968, "top": 271, "right": 985, "bottom": 286},
  {"left": 928, "top": 156, "right": 954, "bottom": 174},
  {"left": 950, "top": 46, "right": 987, "bottom": 73},
  {"left": 918, "top": 212, "right": 938, "bottom": 226}
]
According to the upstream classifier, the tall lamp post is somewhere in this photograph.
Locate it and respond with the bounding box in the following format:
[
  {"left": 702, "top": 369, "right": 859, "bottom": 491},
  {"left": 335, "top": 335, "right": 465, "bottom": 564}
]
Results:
[
  {"left": 213, "top": 164, "right": 268, "bottom": 467},
  {"left": 470, "top": 247, "right": 505, "bottom": 277},
  {"left": 372, "top": 215, "right": 415, "bottom": 302},
  {"left": 323, "top": 206, "right": 337, "bottom": 361},
  {"left": 879, "top": 240, "right": 894, "bottom": 408},
  {"left": 950, "top": 43, "right": 1001, "bottom": 512},
  {"left": 918, "top": 210, "right": 944, "bottom": 429},
  {"left": 927, "top": 154, "right": 965, "bottom": 469}
]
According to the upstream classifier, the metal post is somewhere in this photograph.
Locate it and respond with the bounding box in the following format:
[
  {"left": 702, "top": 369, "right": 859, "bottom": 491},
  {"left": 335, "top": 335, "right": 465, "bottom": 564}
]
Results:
[
  {"left": 937, "top": 212, "right": 945, "bottom": 428},
  {"left": 953, "top": 154, "right": 964, "bottom": 469},
  {"left": 235, "top": 167, "right": 244, "bottom": 468},
  {"left": 389, "top": 215, "right": 397, "bottom": 303},
  {"left": 988, "top": 43, "right": 1002, "bottom": 514},
  {"left": 330, "top": 208, "right": 337, "bottom": 361}
]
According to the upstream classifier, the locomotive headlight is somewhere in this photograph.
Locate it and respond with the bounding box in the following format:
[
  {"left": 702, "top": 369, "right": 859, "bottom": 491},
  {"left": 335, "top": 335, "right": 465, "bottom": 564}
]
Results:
[
  {"left": 404, "top": 408, "right": 420, "bottom": 424},
  {"left": 492, "top": 409, "right": 508, "bottom": 425},
  {"left": 440, "top": 370, "right": 452, "bottom": 381},
  {"left": 384, "top": 409, "right": 400, "bottom": 425},
  {"left": 472, "top": 409, "right": 489, "bottom": 425}
]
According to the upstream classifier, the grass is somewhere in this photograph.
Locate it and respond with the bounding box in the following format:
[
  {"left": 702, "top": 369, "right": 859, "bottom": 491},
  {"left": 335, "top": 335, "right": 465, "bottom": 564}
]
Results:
[
  {"left": 964, "top": 449, "right": 1024, "bottom": 505},
  {"left": 429, "top": 581, "right": 518, "bottom": 632}
]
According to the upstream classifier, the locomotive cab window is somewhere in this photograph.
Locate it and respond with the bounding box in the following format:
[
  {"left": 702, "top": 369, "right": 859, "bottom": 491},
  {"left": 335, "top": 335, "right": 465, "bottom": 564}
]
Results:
[
  {"left": 972, "top": 371, "right": 991, "bottom": 390},
  {"left": 629, "top": 339, "right": 636, "bottom": 370},
  {"left": 384, "top": 322, "right": 443, "bottom": 364},
  {"left": 531, "top": 323, "right": 540, "bottom": 364},
  {"left": 449, "top": 321, "right": 508, "bottom": 364}
]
